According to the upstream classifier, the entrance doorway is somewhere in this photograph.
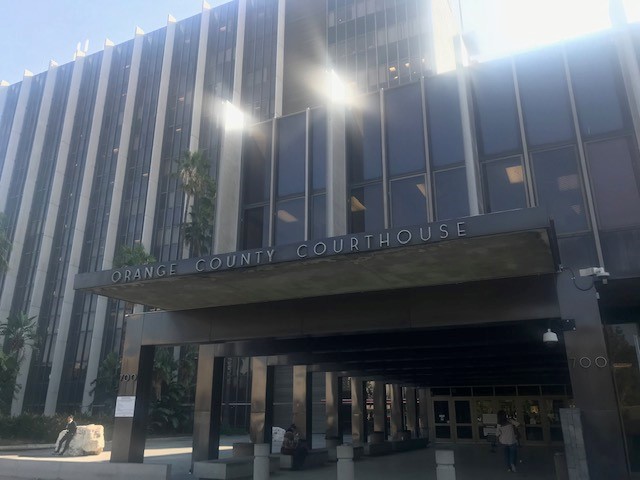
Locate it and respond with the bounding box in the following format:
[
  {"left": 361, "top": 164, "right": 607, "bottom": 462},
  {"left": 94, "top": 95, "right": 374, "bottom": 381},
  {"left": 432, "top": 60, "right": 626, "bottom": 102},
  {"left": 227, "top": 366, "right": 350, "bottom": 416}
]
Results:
[{"left": 429, "top": 385, "right": 570, "bottom": 445}]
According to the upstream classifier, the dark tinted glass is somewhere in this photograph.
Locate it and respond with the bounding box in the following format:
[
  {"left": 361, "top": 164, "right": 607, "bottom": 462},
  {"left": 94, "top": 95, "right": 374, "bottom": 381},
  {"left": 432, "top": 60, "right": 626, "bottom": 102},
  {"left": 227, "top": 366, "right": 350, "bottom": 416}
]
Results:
[
  {"left": 311, "top": 194, "right": 326, "bottom": 240},
  {"left": 435, "top": 168, "right": 469, "bottom": 220},
  {"left": 277, "top": 113, "right": 306, "bottom": 196},
  {"left": 558, "top": 234, "right": 598, "bottom": 270},
  {"left": 426, "top": 72, "right": 465, "bottom": 168},
  {"left": 483, "top": 156, "right": 528, "bottom": 213},
  {"left": 242, "top": 206, "right": 270, "bottom": 249},
  {"left": 516, "top": 49, "right": 574, "bottom": 147},
  {"left": 532, "top": 146, "right": 587, "bottom": 234},
  {"left": 472, "top": 60, "right": 521, "bottom": 157},
  {"left": 390, "top": 175, "right": 427, "bottom": 227},
  {"left": 385, "top": 82, "right": 426, "bottom": 175},
  {"left": 242, "top": 121, "right": 272, "bottom": 204},
  {"left": 568, "top": 37, "right": 627, "bottom": 137},
  {"left": 350, "top": 183, "right": 384, "bottom": 233},
  {"left": 349, "top": 93, "right": 382, "bottom": 182},
  {"left": 275, "top": 197, "right": 305, "bottom": 245},
  {"left": 311, "top": 108, "right": 327, "bottom": 191},
  {"left": 587, "top": 137, "right": 640, "bottom": 229}
]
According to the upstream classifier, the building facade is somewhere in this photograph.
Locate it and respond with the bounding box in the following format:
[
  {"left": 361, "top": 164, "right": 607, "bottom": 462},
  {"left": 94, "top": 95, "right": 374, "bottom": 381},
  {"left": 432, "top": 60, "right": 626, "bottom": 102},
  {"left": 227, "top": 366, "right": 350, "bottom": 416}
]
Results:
[{"left": 2, "top": 0, "right": 640, "bottom": 477}]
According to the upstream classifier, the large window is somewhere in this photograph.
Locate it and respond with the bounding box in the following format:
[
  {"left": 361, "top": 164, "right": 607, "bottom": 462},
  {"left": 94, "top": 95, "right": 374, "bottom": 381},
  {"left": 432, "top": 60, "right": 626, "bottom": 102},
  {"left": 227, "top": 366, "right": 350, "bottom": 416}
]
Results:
[
  {"left": 587, "top": 137, "right": 640, "bottom": 231},
  {"left": 472, "top": 59, "right": 522, "bottom": 158},
  {"left": 483, "top": 156, "right": 528, "bottom": 213},
  {"left": 516, "top": 49, "right": 574, "bottom": 148},
  {"left": 349, "top": 92, "right": 384, "bottom": 232},
  {"left": 531, "top": 147, "right": 587, "bottom": 234},
  {"left": 310, "top": 107, "right": 327, "bottom": 239}
]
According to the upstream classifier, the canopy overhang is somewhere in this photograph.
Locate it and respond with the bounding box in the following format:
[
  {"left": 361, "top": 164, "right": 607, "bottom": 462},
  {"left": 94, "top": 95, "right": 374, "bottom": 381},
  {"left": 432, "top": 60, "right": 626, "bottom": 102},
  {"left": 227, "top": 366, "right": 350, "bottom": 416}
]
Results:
[{"left": 74, "top": 209, "right": 558, "bottom": 311}]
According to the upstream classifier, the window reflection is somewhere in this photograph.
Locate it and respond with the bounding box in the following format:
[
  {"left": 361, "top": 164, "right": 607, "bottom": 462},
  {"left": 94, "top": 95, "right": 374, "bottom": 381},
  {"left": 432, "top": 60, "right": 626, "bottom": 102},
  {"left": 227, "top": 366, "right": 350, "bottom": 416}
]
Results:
[
  {"left": 275, "top": 198, "right": 305, "bottom": 245},
  {"left": 390, "top": 175, "right": 427, "bottom": 227},
  {"left": 483, "top": 156, "right": 528, "bottom": 213},
  {"left": 350, "top": 184, "right": 384, "bottom": 233}
]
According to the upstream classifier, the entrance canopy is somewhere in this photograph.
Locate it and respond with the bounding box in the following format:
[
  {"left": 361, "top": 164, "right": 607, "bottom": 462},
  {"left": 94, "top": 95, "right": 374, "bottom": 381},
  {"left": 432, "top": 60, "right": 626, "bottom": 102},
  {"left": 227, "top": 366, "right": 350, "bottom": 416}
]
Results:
[{"left": 75, "top": 209, "right": 558, "bottom": 311}]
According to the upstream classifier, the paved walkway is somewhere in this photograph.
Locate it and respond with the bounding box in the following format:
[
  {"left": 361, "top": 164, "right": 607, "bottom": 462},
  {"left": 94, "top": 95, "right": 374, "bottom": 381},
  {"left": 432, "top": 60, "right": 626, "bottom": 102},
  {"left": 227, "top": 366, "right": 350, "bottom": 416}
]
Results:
[{"left": 0, "top": 435, "right": 561, "bottom": 480}]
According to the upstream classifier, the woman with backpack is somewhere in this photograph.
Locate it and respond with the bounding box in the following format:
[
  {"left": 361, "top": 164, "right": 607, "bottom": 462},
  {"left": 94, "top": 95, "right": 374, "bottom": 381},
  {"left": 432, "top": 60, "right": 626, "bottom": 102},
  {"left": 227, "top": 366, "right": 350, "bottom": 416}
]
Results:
[{"left": 496, "top": 410, "right": 520, "bottom": 472}]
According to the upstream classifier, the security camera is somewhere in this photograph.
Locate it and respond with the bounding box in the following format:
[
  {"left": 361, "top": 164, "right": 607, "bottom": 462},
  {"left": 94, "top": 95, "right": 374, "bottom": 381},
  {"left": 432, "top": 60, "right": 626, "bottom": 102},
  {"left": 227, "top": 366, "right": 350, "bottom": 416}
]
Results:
[{"left": 543, "top": 328, "right": 558, "bottom": 346}]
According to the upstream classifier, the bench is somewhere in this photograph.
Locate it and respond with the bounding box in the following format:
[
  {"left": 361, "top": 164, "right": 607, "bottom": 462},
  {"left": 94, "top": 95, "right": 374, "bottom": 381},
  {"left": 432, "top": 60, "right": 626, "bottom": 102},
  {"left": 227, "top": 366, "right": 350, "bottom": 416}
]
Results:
[
  {"left": 328, "top": 444, "right": 365, "bottom": 461},
  {"left": 279, "top": 448, "right": 329, "bottom": 470},
  {"left": 193, "top": 455, "right": 279, "bottom": 480},
  {"left": 364, "top": 442, "right": 393, "bottom": 456}
]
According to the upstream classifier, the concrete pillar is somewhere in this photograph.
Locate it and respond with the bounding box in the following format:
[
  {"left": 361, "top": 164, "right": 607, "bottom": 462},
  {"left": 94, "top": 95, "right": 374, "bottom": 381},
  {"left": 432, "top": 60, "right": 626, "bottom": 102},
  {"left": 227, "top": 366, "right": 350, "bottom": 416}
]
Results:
[
  {"left": 557, "top": 270, "right": 628, "bottom": 479},
  {"left": 0, "top": 63, "right": 56, "bottom": 414},
  {"left": 141, "top": 16, "right": 176, "bottom": 251},
  {"left": 326, "top": 372, "right": 343, "bottom": 442},
  {"left": 0, "top": 81, "right": 9, "bottom": 120},
  {"left": 436, "top": 450, "right": 456, "bottom": 480},
  {"left": 82, "top": 29, "right": 145, "bottom": 414},
  {"left": 350, "top": 378, "right": 367, "bottom": 445},
  {"left": 110, "top": 315, "right": 155, "bottom": 463},
  {"left": 250, "top": 357, "right": 275, "bottom": 446},
  {"left": 418, "top": 388, "right": 430, "bottom": 439},
  {"left": 192, "top": 345, "right": 224, "bottom": 463},
  {"left": 405, "top": 387, "right": 418, "bottom": 438},
  {"left": 327, "top": 99, "right": 347, "bottom": 238},
  {"left": 273, "top": 0, "right": 286, "bottom": 117},
  {"left": 253, "top": 443, "right": 270, "bottom": 480},
  {"left": 292, "top": 365, "right": 313, "bottom": 448},
  {"left": 372, "top": 381, "right": 387, "bottom": 438},
  {"left": 389, "top": 385, "right": 404, "bottom": 439},
  {"left": 44, "top": 41, "right": 116, "bottom": 416},
  {"left": 336, "top": 444, "right": 354, "bottom": 480},
  {"left": 453, "top": 35, "right": 481, "bottom": 216}
]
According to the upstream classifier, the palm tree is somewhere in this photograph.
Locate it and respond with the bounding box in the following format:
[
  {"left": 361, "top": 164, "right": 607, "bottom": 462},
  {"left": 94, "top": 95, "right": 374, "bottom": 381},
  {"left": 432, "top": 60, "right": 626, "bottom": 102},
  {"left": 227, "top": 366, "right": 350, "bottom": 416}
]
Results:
[
  {"left": 113, "top": 244, "right": 156, "bottom": 268},
  {"left": 175, "top": 151, "right": 216, "bottom": 256},
  {"left": 0, "top": 212, "right": 11, "bottom": 273},
  {"left": 0, "top": 312, "right": 39, "bottom": 365}
]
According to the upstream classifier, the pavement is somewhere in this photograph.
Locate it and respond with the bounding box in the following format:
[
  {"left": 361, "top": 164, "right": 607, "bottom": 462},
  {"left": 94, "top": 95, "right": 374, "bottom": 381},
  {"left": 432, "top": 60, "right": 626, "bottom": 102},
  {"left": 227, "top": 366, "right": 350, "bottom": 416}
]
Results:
[{"left": 0, "top": 434, "right": 562, "bottom": 479}]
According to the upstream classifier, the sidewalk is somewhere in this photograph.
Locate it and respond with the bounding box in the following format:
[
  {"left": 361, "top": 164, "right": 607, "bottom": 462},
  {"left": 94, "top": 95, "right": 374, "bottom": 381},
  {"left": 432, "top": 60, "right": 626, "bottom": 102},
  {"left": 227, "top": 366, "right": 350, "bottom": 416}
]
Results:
[{"left": 0, "top": 435, "right": 561, "bottom": 480}]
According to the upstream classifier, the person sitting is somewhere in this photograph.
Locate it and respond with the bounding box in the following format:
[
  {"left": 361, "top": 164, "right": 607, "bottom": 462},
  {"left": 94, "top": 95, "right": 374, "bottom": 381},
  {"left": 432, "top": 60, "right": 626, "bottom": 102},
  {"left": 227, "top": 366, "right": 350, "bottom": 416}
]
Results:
[
  {"left": 280, "top": 424, "right": 307, "bottom": 470},
  {"left": 53, "top": 415, "right": 77, "bottom": 455}
]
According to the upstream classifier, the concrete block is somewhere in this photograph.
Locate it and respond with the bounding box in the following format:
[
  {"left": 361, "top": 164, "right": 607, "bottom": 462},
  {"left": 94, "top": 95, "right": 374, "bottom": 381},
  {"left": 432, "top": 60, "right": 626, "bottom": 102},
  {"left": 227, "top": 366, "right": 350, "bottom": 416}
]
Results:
[
  {"left": 436, "top": 464, "right": 456, "bottom": 480},
  {"left": 436, "top": 449, "right": 455, "bottom": 465},
  {"left": 364, "top": 442, "right": 393, "bottom": 456}
]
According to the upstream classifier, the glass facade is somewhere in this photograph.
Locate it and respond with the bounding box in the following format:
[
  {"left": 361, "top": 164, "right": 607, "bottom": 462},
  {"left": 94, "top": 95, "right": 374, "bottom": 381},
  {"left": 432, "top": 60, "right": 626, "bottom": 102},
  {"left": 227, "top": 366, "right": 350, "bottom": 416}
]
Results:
[
  {"left": 0, "top": 83, "right": 21, "bottom": 175},
  {"left": 242, "top": 0, "right": 278, "bottom": 121},
  {"left": 25, "top": 52, "right": 103, "bottom": 411},
  {"left": 152, "top": 16, "right": 201, "bottom": 262},
  {"left": 327, "top": 0, "right": 430, "bottom": 94}
]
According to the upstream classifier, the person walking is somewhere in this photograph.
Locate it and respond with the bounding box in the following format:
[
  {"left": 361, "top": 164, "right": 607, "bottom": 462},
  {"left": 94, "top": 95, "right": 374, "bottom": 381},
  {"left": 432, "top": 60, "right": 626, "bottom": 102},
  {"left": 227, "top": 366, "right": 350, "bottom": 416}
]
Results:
[
  {"left": 53, "top": 415, "right": 77, "bottom": 455},
  {"left": 496, "top": 410, "right": 520, "bottom": 472}
]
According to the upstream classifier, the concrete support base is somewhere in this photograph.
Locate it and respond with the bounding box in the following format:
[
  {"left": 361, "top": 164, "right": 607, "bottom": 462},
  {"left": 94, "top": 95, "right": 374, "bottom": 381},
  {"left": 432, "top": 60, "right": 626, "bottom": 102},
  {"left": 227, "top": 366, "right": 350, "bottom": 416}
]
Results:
[
  {"left": 337, "top": 445, "right": 354, "bottom": 480},
  {"left": 253, "top": 443, "right": 270, "bottom": 480}
]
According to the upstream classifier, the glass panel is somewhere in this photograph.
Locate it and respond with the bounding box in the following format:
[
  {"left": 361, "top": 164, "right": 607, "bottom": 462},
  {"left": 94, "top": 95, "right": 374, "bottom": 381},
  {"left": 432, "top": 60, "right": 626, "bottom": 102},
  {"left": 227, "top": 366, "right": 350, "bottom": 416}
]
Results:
[
  {"left": 457, "top": 426, "right": 473, "bottom": 439},
  {"left": 385, "top": 82, "right": 426, "bottom": 176},
  {"left": 311, "top": 194, "right": 326, "bottom": 240},
  {"left": 426, "top": 72, "right": 464, "bottom": 168},
  {"left": 550, "top": 427, "right": 564, "bottom": 442},
  {"left": 275, "top": 197, "right": 305, "bottom": 245},
  {"left": 601, "top": 229, "right": 640, "bottom": 277},
  {"left": 587, "top": 137, "right": 640, "bottom": 230},
  {"left": 435, "top": 426, "right": 451, "bottom": 439},
  {"left": 499, "top": 399, "right": 518, "bottom": 423},
  {"left": 568, "top": 37, "right": 628, "bottom": 137},
  {"left": 483, "top": 156, "right": 528, "bottom": 213},
  {"left": 242, "top": 206, "right": 269, "bottom": 249},
  {"left": 605, "top": 323, "right": 640, "bottom": 472},
  {"left": 525, "top": 426, "right": 544, "bottom": 441},
  {"left": 242, "top": 121, "right": 272, "bottom": 205},
  {"left": 434, "top": 167, "right": 469, "bottom": 221},
  {"left": 471, "top": 59, "right": 521, "bottom": 157},
  {"left": 454, "top": 400, "right": 471, "bottom": 424},
  {"left": 390, "top": 175, "right": 427, "bottom": 227},
  {"left": 434, "top": 400, "right": 450, "bottom": 423},
  {"left": 522, "top": 400, "right": 541, "bottom": 426},
  {"left": 516, "top": 49, "right": 574, "bottom": 147},
  {"left": 277, "top": 113, "right": 306, "bottom": 197},
  {"left": 349, "top": 93, "right": 382, "bottom": 183},
  {"left": 311, "top": 108, "right": 327, "bottom": 191},
  {"left": 531, "top": 146, "right": 588, "bottom": 234},
  {"left": 558, "top": 234, "right": 598, "bottom": 270},
  {"left": 350, "top": 183, "right": 384, "bottom": 233}
]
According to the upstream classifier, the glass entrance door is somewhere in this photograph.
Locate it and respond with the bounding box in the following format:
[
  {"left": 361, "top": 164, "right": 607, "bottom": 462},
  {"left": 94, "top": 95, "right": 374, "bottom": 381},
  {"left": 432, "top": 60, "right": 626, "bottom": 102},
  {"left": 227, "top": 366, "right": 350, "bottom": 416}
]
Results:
[
  {"left": 433, "top": 400, "right": 452, "bottom": 441},
  {"left": 454, "top": 400, "right": 474, "bottom": 441}
]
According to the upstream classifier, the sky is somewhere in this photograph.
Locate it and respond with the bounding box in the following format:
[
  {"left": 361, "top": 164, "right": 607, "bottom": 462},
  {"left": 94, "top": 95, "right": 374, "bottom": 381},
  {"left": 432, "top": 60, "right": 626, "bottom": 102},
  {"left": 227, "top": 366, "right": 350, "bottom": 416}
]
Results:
[{"left": 0, "top": 0, "right": 639, "bottom": 85}]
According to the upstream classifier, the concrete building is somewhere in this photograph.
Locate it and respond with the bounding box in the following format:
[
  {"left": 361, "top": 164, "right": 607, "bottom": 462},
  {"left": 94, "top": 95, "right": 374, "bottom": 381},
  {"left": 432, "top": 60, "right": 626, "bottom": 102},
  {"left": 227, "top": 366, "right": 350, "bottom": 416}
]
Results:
[{"left": 2, "top": 0, "right": 640, "bottom": 477}]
